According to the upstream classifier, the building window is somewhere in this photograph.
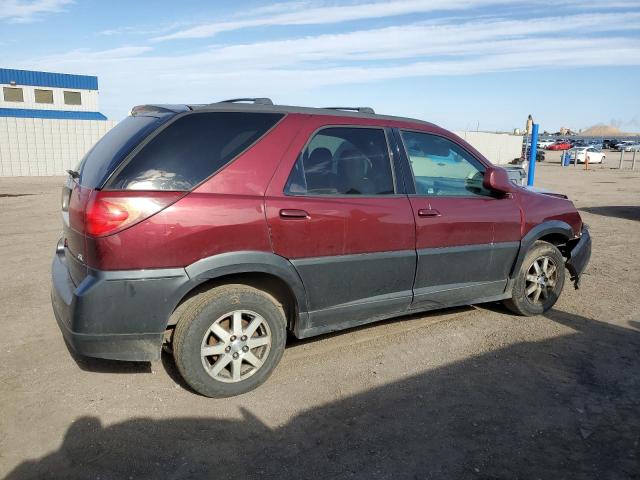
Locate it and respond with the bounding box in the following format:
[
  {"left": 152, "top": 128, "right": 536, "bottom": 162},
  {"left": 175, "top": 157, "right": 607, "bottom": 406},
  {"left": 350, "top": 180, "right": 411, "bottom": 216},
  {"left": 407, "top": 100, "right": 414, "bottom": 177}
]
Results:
[
  {"left": 35, "top": 89, "right": 54, "bottom": 104},
  {"left": 3, "top": 87, "right": 24, "bottom": 102},
  {"left": 63, "top": 91, "right": 82, "bottom": 105}
]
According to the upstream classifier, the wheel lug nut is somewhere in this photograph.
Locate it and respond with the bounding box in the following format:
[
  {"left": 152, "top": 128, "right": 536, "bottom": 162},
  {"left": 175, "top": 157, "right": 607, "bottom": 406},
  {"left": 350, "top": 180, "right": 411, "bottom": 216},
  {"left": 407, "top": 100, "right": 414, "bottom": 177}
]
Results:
[
  {"left": 242, "top": 346, "right": 249, "bottom": 352},
  {"left": 230, "top": 335, "right": 236, "bottom": 341},
  {"left": 233, "top": 352, "right": 239, "bottom": 359},
  {"left": 225, "top": 346, "right": 231, "bottom": 353},
  {"left": 241, "top": 335, "right": 247, "bottom": 341}
]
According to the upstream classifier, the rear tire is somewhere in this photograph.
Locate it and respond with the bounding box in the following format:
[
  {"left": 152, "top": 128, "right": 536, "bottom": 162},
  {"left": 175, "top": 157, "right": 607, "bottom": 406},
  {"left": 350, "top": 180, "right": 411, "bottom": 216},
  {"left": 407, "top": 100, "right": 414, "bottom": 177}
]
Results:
[
  {"left": 172, "top": 284, "right": 286, "bottom": 397},
  {"left": 504, "top": 241, "right": 565, "bottom": 316}
]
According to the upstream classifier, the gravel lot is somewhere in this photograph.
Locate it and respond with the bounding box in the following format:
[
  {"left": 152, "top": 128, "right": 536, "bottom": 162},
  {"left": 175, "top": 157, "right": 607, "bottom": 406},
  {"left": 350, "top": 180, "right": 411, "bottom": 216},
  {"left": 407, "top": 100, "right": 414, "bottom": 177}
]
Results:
[{"left": 1, "top": 152, "right": 639, "bottom": 479}]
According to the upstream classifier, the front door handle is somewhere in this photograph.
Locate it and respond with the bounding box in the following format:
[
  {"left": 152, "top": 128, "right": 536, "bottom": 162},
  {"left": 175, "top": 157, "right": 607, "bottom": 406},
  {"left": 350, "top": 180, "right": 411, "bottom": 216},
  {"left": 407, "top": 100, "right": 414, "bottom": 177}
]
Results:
[
  {"left": 279, "top": 209, "right": 309, "bottom": 219},
  {"left": 417, "top": 208, "right": 441, "bottom": 217}
]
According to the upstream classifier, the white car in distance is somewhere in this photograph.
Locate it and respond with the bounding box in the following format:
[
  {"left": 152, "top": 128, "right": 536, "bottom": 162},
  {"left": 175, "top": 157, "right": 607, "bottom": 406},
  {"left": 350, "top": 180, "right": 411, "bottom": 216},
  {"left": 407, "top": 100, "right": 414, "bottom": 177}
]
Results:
[
  {"left": 537, "top": 138, "right": 555, "bottom": 149},
  {"left": 567, "top": 147, "right": 606, "bottom": 164},
  {"left": 622, "top": 143, "right": 640, "bottom": 152},
  {"left": 614, "top": 140, "right": 636, "bottom": 151}
]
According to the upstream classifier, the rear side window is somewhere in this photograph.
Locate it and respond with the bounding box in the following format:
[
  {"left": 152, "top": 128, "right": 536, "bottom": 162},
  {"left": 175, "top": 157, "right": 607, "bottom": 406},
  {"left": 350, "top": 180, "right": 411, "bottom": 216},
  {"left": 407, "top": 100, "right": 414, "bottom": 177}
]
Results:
[
  {"left": 107, "top": 112, "right": 283, "bottom": 191},
  {"left": 77, "top": 115, "right": 167, "bottom": 188},
  {"left": 285, "top": 127, "right": 395, "bottom": 195}
]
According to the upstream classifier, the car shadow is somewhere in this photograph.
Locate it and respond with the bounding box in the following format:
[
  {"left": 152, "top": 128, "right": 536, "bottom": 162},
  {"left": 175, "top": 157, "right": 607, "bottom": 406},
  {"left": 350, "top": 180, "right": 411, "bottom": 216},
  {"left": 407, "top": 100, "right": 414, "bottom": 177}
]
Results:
[
  {"left": 9, "top": 309, "right": 640, "bottom": 479},
  {"left": 66, "top": 306, "right": 474, "bottom": 375},
  {"left": 580, "top": 205, "right": 640, "bottom": 222},
  {"left": 285, "top": 305, "right": 474, "bottom": 348},
  {"left": 62, "top": 338, "right": 151, "bottom": 374}
]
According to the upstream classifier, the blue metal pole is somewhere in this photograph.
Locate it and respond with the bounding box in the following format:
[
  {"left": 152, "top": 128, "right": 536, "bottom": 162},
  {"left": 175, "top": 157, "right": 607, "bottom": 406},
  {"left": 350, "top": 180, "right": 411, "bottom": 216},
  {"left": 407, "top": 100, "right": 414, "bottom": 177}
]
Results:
[{"left": 527, "top": 123, "right": 539, "bottom": 186}]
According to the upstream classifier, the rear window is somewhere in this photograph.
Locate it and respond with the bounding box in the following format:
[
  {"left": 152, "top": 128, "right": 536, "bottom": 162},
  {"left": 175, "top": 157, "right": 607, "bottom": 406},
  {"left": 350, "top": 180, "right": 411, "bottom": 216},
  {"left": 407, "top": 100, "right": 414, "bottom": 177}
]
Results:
[
  {"left": 77, "top": 115, "right": 167, "bottom": 188},
  {"left": 106, "top": 112, "right": 284, "bottom": 191}
]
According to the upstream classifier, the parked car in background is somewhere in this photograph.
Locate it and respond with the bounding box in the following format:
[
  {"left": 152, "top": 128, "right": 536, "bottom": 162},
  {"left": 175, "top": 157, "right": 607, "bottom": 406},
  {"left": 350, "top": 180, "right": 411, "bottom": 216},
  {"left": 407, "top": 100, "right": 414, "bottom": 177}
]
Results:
[
  {"left": 603, "top": 139, "right": 619, "bottom": 149},
  {"left": 547, "top": 140, "right": 572, "bottom": 150},
  {"left": 613, "top": 141, "right": 635, "bottom": 151},
  {"left": 537, "top": 139, "right": 555, "bottom": 149},
  {"left": 503, "top": 165, "right": 527, "bottom": 185},
  {"left": 622, "top": 143, "right": 640, "bottom": 152},
  {"left": 51, "top": 98, "right": 591, "bottom": 397},
  {"left": 567, "top": 147, "right": 606, "bottom": 164}
]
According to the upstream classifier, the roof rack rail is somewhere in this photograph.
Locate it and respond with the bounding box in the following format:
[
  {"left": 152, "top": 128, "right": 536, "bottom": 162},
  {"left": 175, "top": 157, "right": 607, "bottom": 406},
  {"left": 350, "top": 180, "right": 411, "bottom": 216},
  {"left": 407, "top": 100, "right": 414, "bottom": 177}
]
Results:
[
  {"left": 217, "top": 98, "right": 274, "bottom": 106},
  {"left": 324, "top": 106, "right": 375, "bottom": 114}
]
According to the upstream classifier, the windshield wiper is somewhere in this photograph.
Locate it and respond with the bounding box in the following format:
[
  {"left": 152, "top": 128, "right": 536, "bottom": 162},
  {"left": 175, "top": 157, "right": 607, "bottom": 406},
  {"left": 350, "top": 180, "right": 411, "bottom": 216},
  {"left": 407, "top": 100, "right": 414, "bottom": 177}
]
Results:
[{"left": 66, "top": 169, "right": 80, "bottom": 179}]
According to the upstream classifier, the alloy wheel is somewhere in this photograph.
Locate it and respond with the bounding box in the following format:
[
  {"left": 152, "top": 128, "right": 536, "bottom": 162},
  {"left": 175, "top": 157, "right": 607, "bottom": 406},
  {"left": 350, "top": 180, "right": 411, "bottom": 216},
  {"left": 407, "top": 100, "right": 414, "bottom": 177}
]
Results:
[
  {"left": 525, "top": 255, "right": 558, "bottom": 304},
  {"left": 200, "top": 310, "right": 272, "bottom": 383}
]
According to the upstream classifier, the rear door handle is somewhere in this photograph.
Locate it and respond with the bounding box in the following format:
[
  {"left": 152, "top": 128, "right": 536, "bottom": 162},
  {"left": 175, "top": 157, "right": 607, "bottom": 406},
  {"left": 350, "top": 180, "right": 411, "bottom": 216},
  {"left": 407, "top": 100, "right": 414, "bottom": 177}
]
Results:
[
  {"left": 279, "top": 209, "right": 309, "bottom": 219},
  {"left": 417, "top": 208, "right": 441, "bottom": 217}
]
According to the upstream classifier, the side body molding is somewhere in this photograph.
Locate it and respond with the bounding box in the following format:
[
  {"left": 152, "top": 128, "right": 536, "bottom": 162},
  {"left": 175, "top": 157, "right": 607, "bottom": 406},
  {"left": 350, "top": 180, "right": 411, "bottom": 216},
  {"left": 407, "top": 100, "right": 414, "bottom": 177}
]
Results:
[
  {"left": 509, "top": 220, "right": 574, "bottom": 277},
  {"left": 184, "top": 251, "right": 310, "bottom": 330}
]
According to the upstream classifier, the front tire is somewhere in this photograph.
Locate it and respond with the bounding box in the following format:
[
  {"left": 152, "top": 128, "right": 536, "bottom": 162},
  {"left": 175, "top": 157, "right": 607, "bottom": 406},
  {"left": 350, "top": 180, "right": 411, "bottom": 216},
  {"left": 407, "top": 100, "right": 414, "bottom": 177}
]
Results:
[
  {"left": 172, "top": 284, "right": 286, "bottom": 397},
  {"left": 504, "top": 241, "right": 565, "bottom": 316}
]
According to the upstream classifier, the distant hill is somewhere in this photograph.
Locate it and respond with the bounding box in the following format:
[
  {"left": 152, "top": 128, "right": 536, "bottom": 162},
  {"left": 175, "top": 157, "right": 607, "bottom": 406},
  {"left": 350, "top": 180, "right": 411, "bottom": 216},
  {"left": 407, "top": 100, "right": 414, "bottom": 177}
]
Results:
[{"left": 579, "top": 124, "right": 638, "bottom": 137}]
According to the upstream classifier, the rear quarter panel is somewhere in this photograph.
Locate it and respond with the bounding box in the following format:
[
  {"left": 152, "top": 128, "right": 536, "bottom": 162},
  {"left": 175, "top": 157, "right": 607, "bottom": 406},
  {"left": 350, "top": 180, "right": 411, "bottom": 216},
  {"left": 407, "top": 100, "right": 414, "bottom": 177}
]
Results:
[{"left": 88, "top": 114, "right": 303, "bottom": 270}]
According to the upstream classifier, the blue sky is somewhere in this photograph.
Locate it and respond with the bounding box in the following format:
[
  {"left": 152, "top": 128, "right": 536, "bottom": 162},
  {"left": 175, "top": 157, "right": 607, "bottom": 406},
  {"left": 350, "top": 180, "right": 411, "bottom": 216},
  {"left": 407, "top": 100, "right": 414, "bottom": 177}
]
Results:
[{"left": 2, "top": 0, "right": 640, "bottom": 132}]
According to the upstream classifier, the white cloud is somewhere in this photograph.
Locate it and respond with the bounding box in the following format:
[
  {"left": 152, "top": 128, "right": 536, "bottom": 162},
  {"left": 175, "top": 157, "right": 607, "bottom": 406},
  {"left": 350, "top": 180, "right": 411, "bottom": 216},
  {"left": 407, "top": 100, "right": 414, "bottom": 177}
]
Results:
[
  {"left": 97, "top": 21, "right": 191, "bottom": 37},
  {"left": 173, "top": 12, "right": 640, "bottom": 69},
  {"left": 153, "top": 0, "right": 527, "bottom": 41},
  {"left": 152, "top": 0, "right": 640, "bottom": 42},
  {"left": 8, "top": 5, "right": 639, "bottom": 123},
  {"left": 0, "top": 0, "right": 72, "bottom": 23}
]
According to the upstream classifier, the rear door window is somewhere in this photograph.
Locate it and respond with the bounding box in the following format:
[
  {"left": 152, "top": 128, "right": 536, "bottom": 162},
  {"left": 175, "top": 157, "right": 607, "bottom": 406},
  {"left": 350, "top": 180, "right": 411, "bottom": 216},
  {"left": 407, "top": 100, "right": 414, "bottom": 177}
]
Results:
[
  {"left": 77, "top": 115, "right": 167, "bottom": 188},
  {"left": 285, "top": 127, "right": 395, "bottom": 195},
  {"left": 107, "top": 112, "right": 283, "bottom": 191}
]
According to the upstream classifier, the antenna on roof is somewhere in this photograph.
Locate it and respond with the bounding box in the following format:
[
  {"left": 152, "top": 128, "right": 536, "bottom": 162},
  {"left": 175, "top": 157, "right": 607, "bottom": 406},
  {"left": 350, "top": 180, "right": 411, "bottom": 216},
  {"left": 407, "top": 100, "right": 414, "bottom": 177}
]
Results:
[
  {"left": 324, "top": 107, "right": 375, "bottom": 114},
  {"left": 217, "top": 98, "right": 274, "bottom": 106}
]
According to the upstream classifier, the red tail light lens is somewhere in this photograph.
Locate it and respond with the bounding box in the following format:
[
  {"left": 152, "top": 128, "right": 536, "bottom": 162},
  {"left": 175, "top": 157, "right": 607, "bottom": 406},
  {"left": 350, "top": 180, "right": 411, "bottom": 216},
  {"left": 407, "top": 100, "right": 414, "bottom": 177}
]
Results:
[{"left": 85, "top": 191, "right": 182, "bottom": 237}]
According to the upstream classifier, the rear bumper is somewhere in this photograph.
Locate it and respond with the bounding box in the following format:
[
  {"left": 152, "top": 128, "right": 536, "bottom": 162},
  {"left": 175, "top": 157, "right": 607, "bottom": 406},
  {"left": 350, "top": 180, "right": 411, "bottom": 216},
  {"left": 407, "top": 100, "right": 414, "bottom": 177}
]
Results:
[
  {"left": 565, "top": 226, "right": 591, "bottom": 288},
  {"left": 50, "top": 243, "right": 190, "bottom": 361}
]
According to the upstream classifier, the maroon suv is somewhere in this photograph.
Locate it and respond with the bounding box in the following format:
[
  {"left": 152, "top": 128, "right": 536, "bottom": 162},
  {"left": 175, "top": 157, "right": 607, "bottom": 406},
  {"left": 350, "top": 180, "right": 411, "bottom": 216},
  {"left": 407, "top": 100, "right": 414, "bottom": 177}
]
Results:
[{"left": 51, "top": 99, "right": 591, "bottom": 397}]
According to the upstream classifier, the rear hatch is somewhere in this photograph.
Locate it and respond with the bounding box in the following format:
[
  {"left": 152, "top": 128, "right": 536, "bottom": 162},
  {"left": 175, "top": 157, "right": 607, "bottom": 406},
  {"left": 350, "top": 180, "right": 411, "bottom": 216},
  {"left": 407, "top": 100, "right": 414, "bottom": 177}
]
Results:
[
  {"left": 60, "top": 107, "right": 180, "bottom": 285},
  {"left": 60, "top": 105, "right": 285, "bottom": 284}
]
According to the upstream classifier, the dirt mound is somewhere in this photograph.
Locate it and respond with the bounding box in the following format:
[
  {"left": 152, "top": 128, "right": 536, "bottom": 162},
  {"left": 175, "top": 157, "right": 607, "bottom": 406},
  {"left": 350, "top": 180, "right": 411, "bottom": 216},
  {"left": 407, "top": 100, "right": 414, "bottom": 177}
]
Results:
[{"left": 580, "top": 124, "right": 628, "bottom": 136}]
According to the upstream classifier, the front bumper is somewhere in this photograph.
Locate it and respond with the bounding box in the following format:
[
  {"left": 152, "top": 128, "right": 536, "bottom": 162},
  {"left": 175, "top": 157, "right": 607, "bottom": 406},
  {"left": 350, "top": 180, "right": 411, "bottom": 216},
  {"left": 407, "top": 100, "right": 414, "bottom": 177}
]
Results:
[
  {"left": 565, "top": 226, "right": 591, "bottom": 289},
  {"left": 51, "top": 243, "right": 190, "bottom": 361}
]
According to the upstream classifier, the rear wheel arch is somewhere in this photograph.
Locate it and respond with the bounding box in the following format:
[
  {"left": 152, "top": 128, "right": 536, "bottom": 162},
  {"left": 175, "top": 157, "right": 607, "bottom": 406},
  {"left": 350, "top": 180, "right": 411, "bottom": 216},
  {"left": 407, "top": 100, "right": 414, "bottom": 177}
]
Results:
[
  {"left": 168, "top": 251, "right": 309, "bottom": 332},
  {"left": 169, "top": 272, "right": 298, "bottom": 329}
]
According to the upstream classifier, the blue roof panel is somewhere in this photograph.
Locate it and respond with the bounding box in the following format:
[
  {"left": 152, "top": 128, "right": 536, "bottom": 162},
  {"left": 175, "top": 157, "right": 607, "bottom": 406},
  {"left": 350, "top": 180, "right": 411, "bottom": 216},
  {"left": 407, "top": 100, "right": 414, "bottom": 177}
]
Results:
[
  {"left": 0, "top": 108, "right": 107, "bottom": 121},
  {"left": 0, "top": 68, "right": 98, "bottom": 90}
]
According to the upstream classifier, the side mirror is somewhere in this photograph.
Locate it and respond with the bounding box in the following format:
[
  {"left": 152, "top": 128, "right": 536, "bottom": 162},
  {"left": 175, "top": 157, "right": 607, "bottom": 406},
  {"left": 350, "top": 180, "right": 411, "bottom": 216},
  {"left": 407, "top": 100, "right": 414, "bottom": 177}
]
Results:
[{"left": 483, "top": 166, "right": 513, "bottom": 194}]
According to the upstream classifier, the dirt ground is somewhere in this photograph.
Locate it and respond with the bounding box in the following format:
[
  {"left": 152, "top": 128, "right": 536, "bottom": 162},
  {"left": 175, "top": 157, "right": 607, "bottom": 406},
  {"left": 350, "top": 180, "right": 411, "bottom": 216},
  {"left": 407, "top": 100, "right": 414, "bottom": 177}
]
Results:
[{"left": 1, "top": 151, "right": 639, "bottom": 479}]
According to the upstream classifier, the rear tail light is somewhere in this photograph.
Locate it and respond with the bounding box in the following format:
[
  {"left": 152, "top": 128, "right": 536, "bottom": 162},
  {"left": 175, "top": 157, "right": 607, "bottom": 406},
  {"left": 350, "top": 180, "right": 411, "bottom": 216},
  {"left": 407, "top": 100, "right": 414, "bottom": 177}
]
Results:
[{"left": 85, "top": 191, "right": 182, "bottom": 237}]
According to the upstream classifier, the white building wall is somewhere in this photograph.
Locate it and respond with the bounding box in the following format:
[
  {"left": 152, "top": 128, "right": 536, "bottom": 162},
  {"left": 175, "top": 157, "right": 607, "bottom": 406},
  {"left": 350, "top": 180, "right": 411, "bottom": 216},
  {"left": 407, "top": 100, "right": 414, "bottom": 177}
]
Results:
[
  {"left": 0, "top": 122, "right": 524, "bottom": 177},
  {"left": 454, "top": 131, "right": 523, "bottom": 165},
  {"left": 0, "top": 117, "right": 116, "bottom": 176},
  {"left": 0, "top": 84, "right": 100, "bottom": 112}
]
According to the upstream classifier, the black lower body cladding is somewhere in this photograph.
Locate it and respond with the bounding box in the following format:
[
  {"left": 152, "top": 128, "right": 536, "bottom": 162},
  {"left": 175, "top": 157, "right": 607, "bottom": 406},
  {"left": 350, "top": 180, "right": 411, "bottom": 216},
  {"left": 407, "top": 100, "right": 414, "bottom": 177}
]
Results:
[{"left": 51, "top": 247, "right": 190, "bottom": 361}]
